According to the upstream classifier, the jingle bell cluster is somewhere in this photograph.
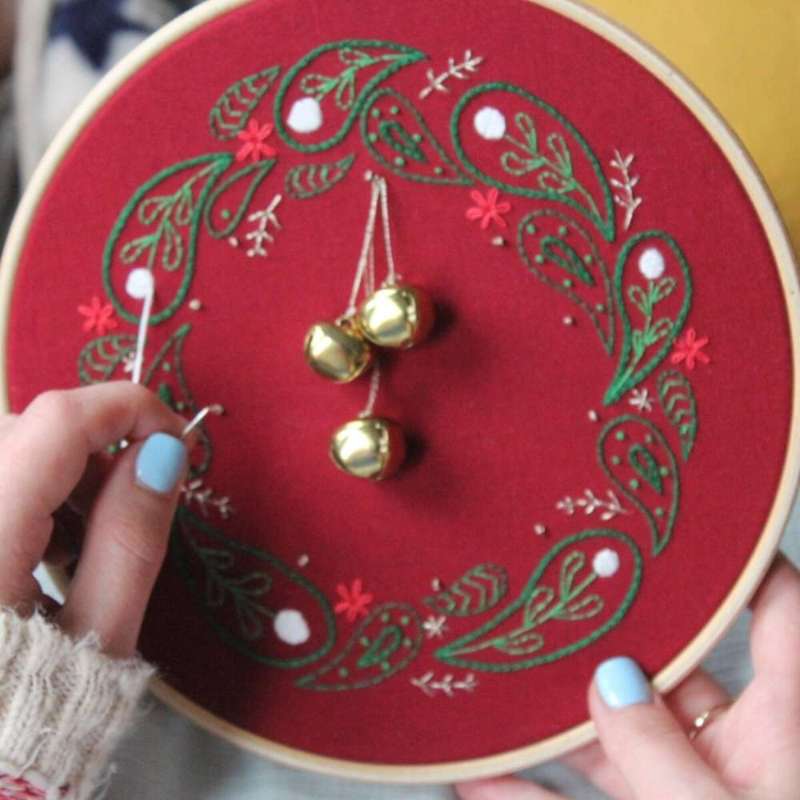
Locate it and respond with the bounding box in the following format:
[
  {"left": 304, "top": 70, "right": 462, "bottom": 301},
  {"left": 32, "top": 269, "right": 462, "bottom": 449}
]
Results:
[{"left": 304, "top": 283, "right": 434, "bottom": 480}]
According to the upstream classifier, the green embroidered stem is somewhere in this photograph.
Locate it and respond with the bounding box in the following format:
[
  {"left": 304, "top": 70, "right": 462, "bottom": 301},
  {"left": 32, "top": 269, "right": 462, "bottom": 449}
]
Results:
[
  {"left": 203, "top": 159, "right": 276, "bottom": 238},
  {"left": 657, "top": 369, "right": 698, "bottom": 461},
  {"left": 517, "top": 209, "right": 615, "bottom": 355},
  {"left": 295, "top": 602, "right": 422, "bottom": 690},
  {"left": 451, "top": 83, "right": 616, "bottom": 242},
  {"left": 603, "top": 231, "right": 692, "bottom": 405},
  {"left": 360, "top": 88, "right": 472, "bottom": 185},
  {"left": 77, "top": 333, "right": 137, "bottom": 384},
  {"left": 284, "top": 154, "right": 355, "bottom": 199},
  {"left": 209, "top": 66, "right": 281, "bottom": 141},
  {"left": 424, "top": 563, "right": 508, "bottom": 616},
  {"left": 173, "top": 507, "right": 337, "bottom": 669},
  {"left": 103, "top": 153, "right": 232, "bottom": 325},
  {"left": 597, "top": 415, "right": 680, "bottom": 556},
  {"left": 436, "top": 530, "right": 643, "bottom": 671},
  {"left": 274, "top": 40, "right": 426, "bottom": 153}
]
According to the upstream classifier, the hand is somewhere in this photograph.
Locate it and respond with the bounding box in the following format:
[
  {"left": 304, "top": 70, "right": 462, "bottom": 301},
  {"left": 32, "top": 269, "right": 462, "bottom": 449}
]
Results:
[
  {"left": 456, "top": 555, "right": 800, "bottom": 800},
  {"left": 0, "top": 383, "right": 191, "bottom": 658}
]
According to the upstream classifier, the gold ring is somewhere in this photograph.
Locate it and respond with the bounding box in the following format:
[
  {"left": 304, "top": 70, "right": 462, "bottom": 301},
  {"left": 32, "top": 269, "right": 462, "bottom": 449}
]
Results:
[{"left": 688, "top": 702, "right": 731, "bottom": 741}]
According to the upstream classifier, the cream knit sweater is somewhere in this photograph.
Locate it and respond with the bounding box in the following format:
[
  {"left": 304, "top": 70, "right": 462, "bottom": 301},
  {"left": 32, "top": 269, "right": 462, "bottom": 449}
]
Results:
[{"left": 0, "top": 609, "right": 154, "bottom": 800}]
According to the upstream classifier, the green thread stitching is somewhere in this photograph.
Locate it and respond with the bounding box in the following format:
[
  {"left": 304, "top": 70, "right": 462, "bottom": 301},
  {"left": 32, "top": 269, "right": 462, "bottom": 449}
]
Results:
[
  {"left": 451, "top": 83, "right": 615, "bottom": 242},
  {"left": 209, "top": 66, "right": 281, "bottom": 141},
  {"left": 173, "top": 507, "right": 337, "bottom": 669},
  {"left": 274, "top": 40, "right": 426, "bottom": 153},
  {"left": 603, "top": 231, "right": 692, "bottom": 405},
  {"left": 77, "top": 333, "right": 136, "bottom": 384},
  {"left": 203, "top": 159, "right": 275, "bottom": 238},
  {"left": 598, "top": 415, "right": 680, "bottom": 556},
  {"left": 657, "top": 369, "right": 698, "bottom": 461},
  {"left": 284, "top": 154, "right": 355, "bottom": 200},
  {"left": 360, "top": 88, "right": 472, "bottom": 186},
  {"left": 435, "top": 529, "right": 642, "bottom": 671},
  {"left": 628, "top": 444, "right": 663, "bottom": 493},
  {"left": 517, "top": 209, "right": 615, "bottom": 355},
  {"left": 424, "top": 563, "right": 508, "bottom": 616},
  {"left": 295, "top": 602, "right": 422, "bottom": 690},
  {"left": 103, "top": 154, "right": 232, "bottom": 325}
]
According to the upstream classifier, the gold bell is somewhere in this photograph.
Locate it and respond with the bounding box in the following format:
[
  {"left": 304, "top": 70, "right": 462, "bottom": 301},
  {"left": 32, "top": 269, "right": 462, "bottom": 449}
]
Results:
[
  {"left": 356, "top": 285, "right": 434, "bottom": 349},
  {"left": 304, "top": 319, "right": 374, "bottom": 383},
  {"left": 329, "top": 417, "right": 406, "bottom": 480}
]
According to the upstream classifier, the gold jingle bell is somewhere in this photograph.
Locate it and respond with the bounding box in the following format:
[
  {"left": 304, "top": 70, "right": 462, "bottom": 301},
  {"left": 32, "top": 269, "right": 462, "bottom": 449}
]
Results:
[
  {"left": 329, "top": 417, "right": 406, "bottom": 480},
  {"left": 356, "top": 284, "right": 434, "bottom": 349},
  {"left": 303, "top": 319, "right": 374, "bottom": 383}
]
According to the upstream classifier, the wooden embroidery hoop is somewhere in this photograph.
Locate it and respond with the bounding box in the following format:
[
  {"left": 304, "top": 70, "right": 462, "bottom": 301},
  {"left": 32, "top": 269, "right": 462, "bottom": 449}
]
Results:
[{"left": 0, "top": 0, "right": 797, "bottom": 783}]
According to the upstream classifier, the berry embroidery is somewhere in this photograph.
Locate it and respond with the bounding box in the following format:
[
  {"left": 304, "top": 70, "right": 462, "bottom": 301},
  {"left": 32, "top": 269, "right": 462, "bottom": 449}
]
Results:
[{"left": 77, "top": 295, "right": 118, "bottom": 335}]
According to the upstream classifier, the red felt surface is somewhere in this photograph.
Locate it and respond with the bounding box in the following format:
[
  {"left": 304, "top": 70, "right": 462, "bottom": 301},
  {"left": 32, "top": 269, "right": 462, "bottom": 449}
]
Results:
[{"left": 3, "top": 0, "right": 793, "bottom": 767}]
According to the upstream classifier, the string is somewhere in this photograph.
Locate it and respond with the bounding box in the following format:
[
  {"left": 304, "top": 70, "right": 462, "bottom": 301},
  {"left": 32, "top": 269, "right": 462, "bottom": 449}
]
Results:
[
  {"left": 344, "top": 176, "right": 382, "bottom": 318},
  {"left": 378, "top": 178, "right": 399, "bottom": 286},
  {"left": 359, "top": 363, "right": 382, "bottom": 419}
]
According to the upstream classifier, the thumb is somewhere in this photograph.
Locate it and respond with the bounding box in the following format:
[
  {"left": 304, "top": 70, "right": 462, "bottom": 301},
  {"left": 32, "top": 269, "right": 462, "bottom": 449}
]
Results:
[{"left": 590, "top": 657, "right": 727, "bottom": 800}]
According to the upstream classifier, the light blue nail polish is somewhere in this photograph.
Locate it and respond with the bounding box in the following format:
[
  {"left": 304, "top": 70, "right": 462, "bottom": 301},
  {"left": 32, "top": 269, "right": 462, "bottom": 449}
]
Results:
[
  {"left": 135, "top": 433, "right": 186, "bottom": 494},
  {"left": 595, "top": 656, "right": 653, "bottom": 708}
]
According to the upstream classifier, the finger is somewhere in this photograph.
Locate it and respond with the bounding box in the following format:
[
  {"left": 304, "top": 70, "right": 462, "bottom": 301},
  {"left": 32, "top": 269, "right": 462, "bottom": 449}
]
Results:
[
  {"left": 749, "top": 554, "right": 800, "bottom": 687},
  {"left": 564, "top": 668, "right": 729, "bottom": 799},
  {"left": 0, "top": 383, "right": 185, "bottom": 602},
  {"left": 57, "top": 431, "right": 188, "bottom": 657},
  {"left": 590, "top": 657, "right": 727, "bottom": 799},
  {"left": 456, "top": 777, "right": 568, "bottom": 800},
  {"left": 42, "top": 507, "right": 84, "bottom": 569}
]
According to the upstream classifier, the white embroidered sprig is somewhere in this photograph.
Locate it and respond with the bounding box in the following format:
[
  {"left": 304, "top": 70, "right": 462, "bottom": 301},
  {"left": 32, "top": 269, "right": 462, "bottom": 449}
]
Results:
[
  {"left": 411, "top": 671, "right": 478, "bottom": 698},
  {"left": 556, "top": 489, "right": 629, "bottom": 521},
  {"left": 422, "top": 615, "right": 449, "bottom": 639},
  {"left": 610, "top": 150, "right": 642, "bottom": 231},
  {"left": 245, "top": 194, "right": 283, "bottom": 257},
  {"left": 419, "top": 51, "right": 484, "bottom": 99},
  {"left": 628, "top": 387, "right": 653, "bottom": 413},
  {"left": 181, "top": 478, "right": 235, "bottom": 519}
]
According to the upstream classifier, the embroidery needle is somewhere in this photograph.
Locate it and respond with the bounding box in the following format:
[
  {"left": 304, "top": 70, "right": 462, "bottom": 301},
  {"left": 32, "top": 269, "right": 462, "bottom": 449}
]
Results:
[{"left": 182, "top": 404, "right": 225, "bottom": 439}]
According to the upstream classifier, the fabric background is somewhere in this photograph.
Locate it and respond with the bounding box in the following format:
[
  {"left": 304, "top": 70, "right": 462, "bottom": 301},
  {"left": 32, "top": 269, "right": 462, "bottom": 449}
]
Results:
[{"left": 9, "top": 0, "right": 800, "bottom": 797}]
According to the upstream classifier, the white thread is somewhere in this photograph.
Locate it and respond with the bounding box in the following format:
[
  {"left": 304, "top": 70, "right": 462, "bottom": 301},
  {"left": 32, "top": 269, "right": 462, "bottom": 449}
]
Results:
[
  {"left": 359, "top": 363, "right": 381, "bottom": 419},
  {"left": 587, "top": 409, "right": 599, "bottom": 422},
  {"left": 638, "top": 247, "right": 665, "bottom": 280},
  {"left": 474, "top": 106, "right": 506, "bottom": 140},
  {"left": 378, "top": 178, "right": 399, "bottom": 286},
  {"left": 533, "top": 523, "right": 547, "bottom": 536},
  {"left": 411, "top": 671, "right": 478, "bottom": 698},
  {"left": 246, "top": 194, "right": 282, "bottom": 258},
  {"left": 125, "top": 268, "right": 155, "bottom": 385},
  {"left": 297, "top": 554, "right": 310, "bottom": 568},
  {"left": 345, "top": 178, "right": 382, "bottom": 316},
  {"left": 188, "top": 298, "right": 203, "bottom": 311},
  {"left": 181, "top": 478, "right": 234, "bottom": 519},
  {"left": 273, "top": 609, "right": 310, "bottom": 645},
  {"left": 491, "top": 235, "right": 506, "bottom": 247},
  {"left": 628, "top": 387, "right": 653, "bottom": 413},
  {"left": 610, "top": 150, "right": 643, "bottom": 231},
  {"left": 420, "top": 50, "right": 484, "bottom": 99},
  {"left": 181, "top": 404, "right": 225, "bottom": 439},
  {"left": 556, "top": 489, "right": 629, "bottom": 521},
  {"left": 287, "top": 97, "right": 323, "bottom": 133},
  {"left": 563, "top": 315, "right": 575, "bottom": 326},
  {"left": 422, "top": 615, "right": 449, "bottom": 639},
  {"left": 593, "top": 548, "right": 620, "bottom": 578}
]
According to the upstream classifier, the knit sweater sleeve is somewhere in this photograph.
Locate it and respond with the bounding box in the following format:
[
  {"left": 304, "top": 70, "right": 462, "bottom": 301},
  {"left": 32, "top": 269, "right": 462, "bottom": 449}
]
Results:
[{"left": 0, "top": 609, "right": 155, "bottom": 800}]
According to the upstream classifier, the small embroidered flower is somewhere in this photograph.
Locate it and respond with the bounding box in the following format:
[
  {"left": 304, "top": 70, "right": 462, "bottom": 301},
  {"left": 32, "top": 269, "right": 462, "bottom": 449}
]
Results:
[
  {"left": 236, "top": 119, "right": 277, "bottom": 162},
  {"left": 671, "top": 328, "right": 710, "bottom": 370},
  {"left": 628, "top": 387, "right": 653, "bottom": 412},
  {"left": 334, "top": 579, "right": 374, "bottom": 622},
  {"left": 78, "top": 296, "right": 118, "bottom": 335},
  {"left": 122, "top": 350, "right": 136, "bottom": 374},
  {"left": 466, "top": 188, "right": 511, "bottom": 230},
  {"left": 422, "top": 615, "right": 449, "bottom": 639}
]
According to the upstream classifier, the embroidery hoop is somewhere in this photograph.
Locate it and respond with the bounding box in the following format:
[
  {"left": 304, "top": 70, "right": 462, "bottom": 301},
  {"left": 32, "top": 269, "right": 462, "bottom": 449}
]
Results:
[{"left": 0, "top": 0, "right": 798, "bottom": 782}]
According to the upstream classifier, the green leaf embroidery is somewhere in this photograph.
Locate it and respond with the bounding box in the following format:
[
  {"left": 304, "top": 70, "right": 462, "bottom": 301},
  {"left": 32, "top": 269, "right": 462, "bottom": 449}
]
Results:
[
  {"left": 604, "top": 232, "right": 692, "bottom": 405},
  {"left": 435, "top": 530, "right": 642, "bottom": 671},
  {"left": 173, "top": 507, "right": 337, "bottom": 669},
  {"left": 103, "top": 154, "right": 232, "bottom": 325},
  {"left": 77, "top": 333, "right": 136, "bottom": 384},
  {"left": 657, "top": 369, "right": 698, "bottom": 461},
  {"left": 597, "top": 415, "right": 680, "bottom": 556},
  {"left": 295, "top": 603, "right": 422, "bottom": 690},
  {"left": 424, "top": 563, "right": 508, "bottom": 617},
  {"left": 274, "top": 40, "right": 426, "bottom": 153},
  {"left": 203, "top": 159, "right": 276, "bottom": 238},
  {"left": 284, "top": 154, "right": 355, "bottom": 200},
  {"left": 452, "top": 83, "right": 616, "bottom": 241},
  {"left": 361, "top": 89, "right": 472, "bottom": 185},
  {"left": 517, "top": 209, "right": 614, "bottom": 354},
  {"left": 209, "top": 66, "right": 281, "bottom": 141}
]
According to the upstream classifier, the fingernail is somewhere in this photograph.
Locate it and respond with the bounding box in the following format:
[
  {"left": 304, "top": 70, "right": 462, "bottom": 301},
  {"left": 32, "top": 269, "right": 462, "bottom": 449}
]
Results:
[
  {"left": 135, "top": 433, "right": 187, "bottom": 494},
  {"left": 595, "top": 656, "right": 653, "bottom": 708}
]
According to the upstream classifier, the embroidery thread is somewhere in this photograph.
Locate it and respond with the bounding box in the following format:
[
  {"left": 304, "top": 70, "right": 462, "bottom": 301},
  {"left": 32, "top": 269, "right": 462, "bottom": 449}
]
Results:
[
  {"left": 411, "top": 671, "right": 478, "bottom": 697},
  {"left": 284, "top": 154, "right": 355, "bottom": 199},
  {"left": 419, "top": 50, "right": 484, "bottom": 99},
  {"left": 424, "top": 563, "right": 509, "bottom": 617},
  {"left": 610, "top": 150, "right": 642, "bottom": 231},
  {"left": 209, "top": 66, "right": 281, "bottom": 141},
  {"left": 657, "top": 369, "right": 698, "bottom": 460}
]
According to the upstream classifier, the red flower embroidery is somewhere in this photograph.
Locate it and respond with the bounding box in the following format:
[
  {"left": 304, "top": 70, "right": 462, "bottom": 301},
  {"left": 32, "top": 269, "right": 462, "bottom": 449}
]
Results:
[
  {"left": 236, "top": 120, "right": 277, "bottom": 162},
  {"left": 334, "top": 579, "right": 374, "bottom": 622},
  {"left": 77, "top": 296, "right": 118, "bottom": 335},
  {"left": 671, "top": 328, "right": 710, "bottom": 370},
  {"left": 465, "top": 188, "right": 511, "bottom": 230}
]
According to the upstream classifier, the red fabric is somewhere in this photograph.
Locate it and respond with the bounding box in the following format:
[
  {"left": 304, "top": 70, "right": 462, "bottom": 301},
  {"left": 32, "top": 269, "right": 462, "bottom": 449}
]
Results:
[{"left": 4, "top": 0, "right": 792, "bottom": 767}]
